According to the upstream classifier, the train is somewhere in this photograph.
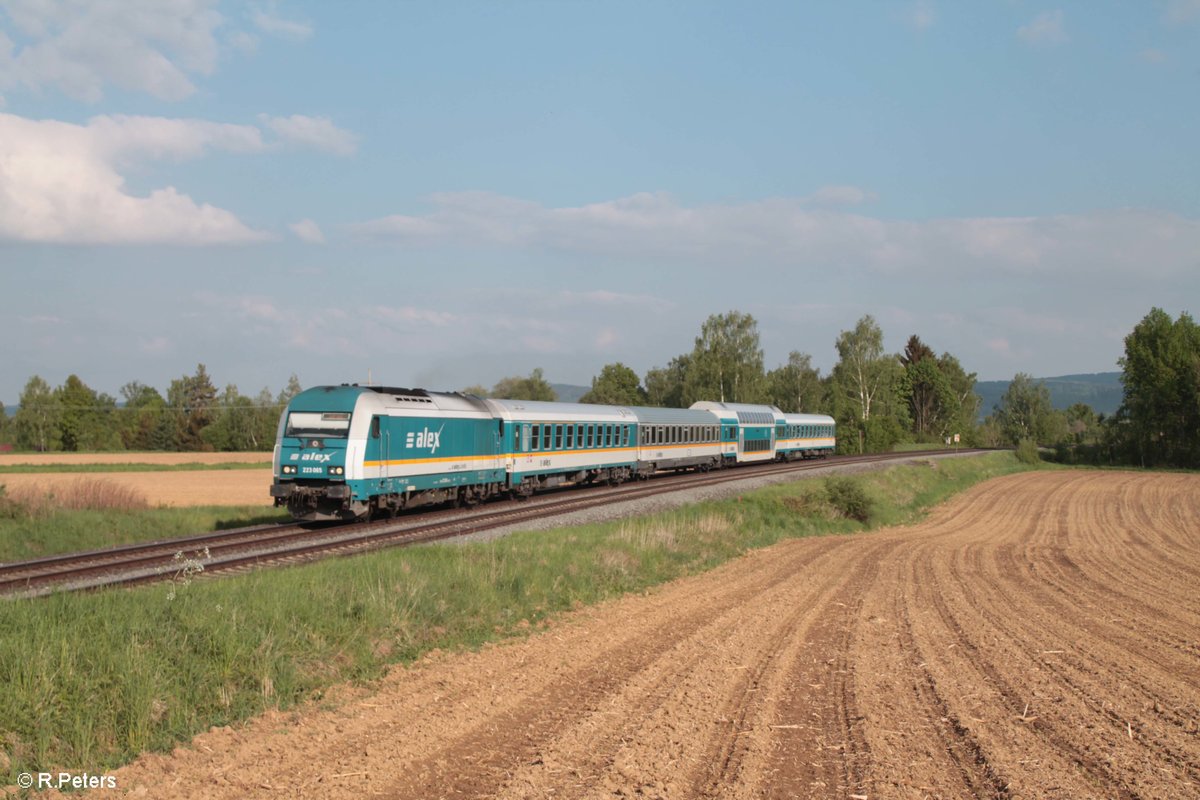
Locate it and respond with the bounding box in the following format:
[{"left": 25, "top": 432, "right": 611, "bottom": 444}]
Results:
[{"left": 270, "top": 384, "right": 836, "bottom": 521}]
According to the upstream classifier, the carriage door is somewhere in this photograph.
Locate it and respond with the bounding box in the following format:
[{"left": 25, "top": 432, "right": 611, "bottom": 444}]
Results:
[{"left": 371, "top": 416, "right": 388, "bottom": 479}]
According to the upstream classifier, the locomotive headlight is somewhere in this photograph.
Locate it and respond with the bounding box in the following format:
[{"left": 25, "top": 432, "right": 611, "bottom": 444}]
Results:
[
  {"left": 282, "top": 465, "right": 297, "bottom": 475},
  {"left": 330, "top": 466, "right": 344, "bottom": 476}
]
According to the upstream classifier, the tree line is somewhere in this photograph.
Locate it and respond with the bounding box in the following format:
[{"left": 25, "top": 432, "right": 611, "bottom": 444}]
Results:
[
  {"left": 474, "top": 308, "right": 1199, "bottom": 468},
  {"left": 3, "top": 308, "right": 1194, "bottom": 467},
  {"left": 466, "top": 311, "right": 981, "bottom": 456},
  {"left": 0, "top": 366, "right": 301, "bottom": 453}
]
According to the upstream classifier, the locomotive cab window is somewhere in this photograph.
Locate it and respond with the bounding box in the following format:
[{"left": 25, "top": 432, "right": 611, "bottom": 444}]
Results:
[{"left": 286, "top": 411, "right": 352, "bottom": 439}]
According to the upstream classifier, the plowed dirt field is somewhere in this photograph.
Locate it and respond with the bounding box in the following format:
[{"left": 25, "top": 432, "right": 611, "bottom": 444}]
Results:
[{"left": 95, "top": 470, "right": 1200, "bottom": 799}]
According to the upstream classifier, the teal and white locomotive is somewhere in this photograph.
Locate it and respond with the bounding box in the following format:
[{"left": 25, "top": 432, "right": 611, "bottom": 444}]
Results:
[{"left": 271, "top": 384, "right": 835, "bottom": 521}]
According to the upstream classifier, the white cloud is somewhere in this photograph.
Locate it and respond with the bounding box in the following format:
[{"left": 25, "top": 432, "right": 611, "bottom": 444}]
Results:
[
  {"left": 0, "top": 111, "right": 356, "bottom": 244},
  {"left": 251, "top": 5, "right": 313, "bottom": 42},
  {"left": 349, "top": 191, "right": 1200, "bottom": 282},
  {"left": 0, "top": 0, "right": 224, "bottom": 102},
  {"left": 1164, "top": 0, "right": 1200, "bottom": 24},
  {"left": 139, "top": 336, "right": 172, "bottom": 355},
  {"left": 906, "top": 0, "right": 936, "bottom": 31},
  {"left": 259, "top": 114, "right": 358, "bottom": 156},
  {"left": 1018, "top": 10, "right": 1068, "bottom": 45},
  {"left": 89, "top": 114, "right": 266, "bottom": 161},
  {"left": 806, "top": 185, "right": 878, "bottom": 206},
  {"left": 289, "top": 218, "right": 325, "bottom": 243},
  {"left": 369, "top": 306, "right": 457, "bottom": 327},
  {"left": 0, "top": 112, "right": 268, "bottom": 244}
]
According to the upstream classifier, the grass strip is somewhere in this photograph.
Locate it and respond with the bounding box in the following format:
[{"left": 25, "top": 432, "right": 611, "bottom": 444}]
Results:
[
  {"left": 0, "top": 452, "right": 1035, "bottom": 784},
  {"left": 0, "top": 507, "right": 290, "bottom": 563}
]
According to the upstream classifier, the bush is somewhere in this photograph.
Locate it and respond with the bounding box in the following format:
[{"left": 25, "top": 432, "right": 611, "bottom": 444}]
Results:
[
  {"left": 0, "top": 483, "right": 24, "bottom": 519},
  {"left": 824, "top": 476, "right": 872, "bottom": 522},
  {"left": 1015, "top": 439, "right": 1041, "bottom": 464}
]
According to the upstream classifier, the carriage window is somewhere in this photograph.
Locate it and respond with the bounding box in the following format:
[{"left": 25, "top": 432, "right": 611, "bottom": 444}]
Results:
[
  {"left": 555, "top": 425, "right": 563, "bottom": 450},
  {"left": 531, "top": 424, "right": 540, "bottom": 450},
  {"left": 566, "top": 425, "right": 574, "bottom": 448}
]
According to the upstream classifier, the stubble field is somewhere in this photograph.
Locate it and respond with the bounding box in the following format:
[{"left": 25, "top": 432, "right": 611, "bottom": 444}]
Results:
[{"left": 0, "top": 452, "right": 273, "bottom": 507}]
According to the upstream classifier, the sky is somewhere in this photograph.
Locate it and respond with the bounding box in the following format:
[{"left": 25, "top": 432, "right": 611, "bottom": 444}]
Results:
[{"left": 2, "top": 0, "right": 1198, "bottom": 406}]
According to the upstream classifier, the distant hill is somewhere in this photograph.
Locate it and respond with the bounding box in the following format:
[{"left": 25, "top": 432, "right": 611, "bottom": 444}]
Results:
[
  {"left": 551, "top": 383, "right": 589, "bottom": 403},
  {"left": 975, "top": 372, "right": 1123, "bottom": 420}
]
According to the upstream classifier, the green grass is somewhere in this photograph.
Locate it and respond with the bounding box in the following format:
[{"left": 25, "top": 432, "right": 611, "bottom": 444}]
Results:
[
  {"left": 0, "top": 462, "right": 269, "bottom": 474},
  {"left": 0, "top": 507, "right": 290, "bottom": 562},
  {"left": 0, "top": 452, "right": 1036, "bottom": 784}
]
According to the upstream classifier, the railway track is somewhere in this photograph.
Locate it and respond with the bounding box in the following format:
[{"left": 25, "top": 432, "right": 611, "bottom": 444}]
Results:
[{"left": 1, "top": 449, "right": 982, "bottom": 598}]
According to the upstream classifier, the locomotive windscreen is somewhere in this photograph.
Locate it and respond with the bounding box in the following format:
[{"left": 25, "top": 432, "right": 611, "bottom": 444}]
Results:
[{"left": 285, "top": 412, "right": 351, "bottom": 438}]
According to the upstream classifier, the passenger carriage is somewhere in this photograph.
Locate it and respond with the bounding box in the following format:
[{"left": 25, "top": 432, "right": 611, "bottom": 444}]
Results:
[
  {"left": 689, "top": 401, "right": 782, "bottom": 464},
  {"left": 486, "top": 398, "right": 639, "bottom": 495},
  {"left": 630, "top": 406, "right": 724, "bottom": 473},
  {"left": 776, "top": 413, "right": 836, "bottom": 460}
]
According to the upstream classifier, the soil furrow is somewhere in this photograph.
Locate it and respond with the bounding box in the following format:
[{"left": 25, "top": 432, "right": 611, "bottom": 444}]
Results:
[{"left": 91, "top": 470, "right": 1200, "bottom": 800}]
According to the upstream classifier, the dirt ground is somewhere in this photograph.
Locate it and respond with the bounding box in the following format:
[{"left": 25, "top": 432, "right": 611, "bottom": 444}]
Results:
[{"left": 70, "top": 470, "right": 1200, "bottom": 798}]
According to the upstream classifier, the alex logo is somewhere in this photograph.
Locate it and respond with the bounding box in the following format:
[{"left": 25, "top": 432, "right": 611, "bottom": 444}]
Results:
[
  {"left": 290, "top": 452, "right": 332, "bottom": 463},
  {"left": 406, "top": 425, "right": 444, "bottom": 454}
]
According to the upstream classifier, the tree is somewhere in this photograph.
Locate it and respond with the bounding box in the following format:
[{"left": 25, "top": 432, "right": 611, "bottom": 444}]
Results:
[
  {"left": 937, "top": 353, "right": 981, "bottom": 442},
  {"left": 1118, "top": 307, "right": 1200, "bottom": 467},
  {"left": 119, "top": 382, "right": 168, "bottom": 451},
  {"left": 993, "top": 373, "right": 1060, "bottom": 445},
  {"left": 682, "top": 311, "right": 766, "bottom": 405},
  {"left": 831, "top": 315, "right": 906, "bottom": 453},
  {"left": 0, "top": 400, "right": 11, "bottom": 444},
  {"left": 898, "top": 336, "right": 949, "bottom": 440},
  {"left": 580, "top": 363, "right": 648, "bottom": 406},
  {"left": 1065, "top": 403, "right": 1099, "bottom": 445},
  {"left": 490, "top": 368, "right": 557, "bottom": 401},
  {"left": 833, "top": 315, "right": 889, "bottom": 423},
  {"left": 277, "top": 374, "right": 303, "bottom": 406},
  {"left": 765, "top": 351, "right": 824, "bottom": 413},
  {"left": 13, "top": 376, "right": 62, "bottom": 452},
  {"left": 167, "top": 364, "right": 218, "bottom": 450},
  {"left": 644, "top": 355, "right": 690, "bottom": 408},
  {"left": 460, "top": 385, "right": 490, "bottom": 398},
  {"left": 53, "top": 375, "right": 119, "bottom": 451}
]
